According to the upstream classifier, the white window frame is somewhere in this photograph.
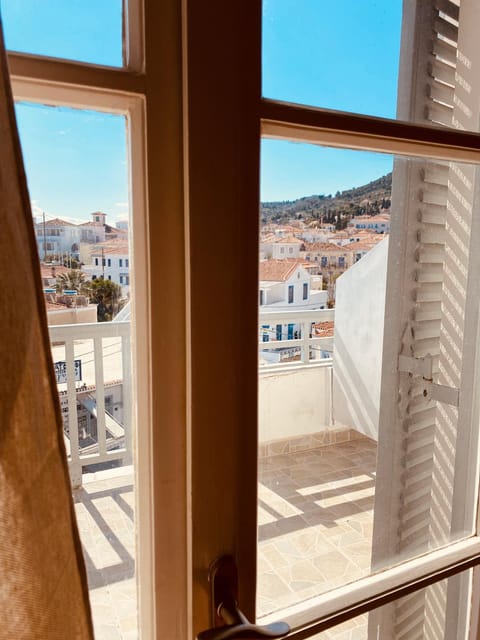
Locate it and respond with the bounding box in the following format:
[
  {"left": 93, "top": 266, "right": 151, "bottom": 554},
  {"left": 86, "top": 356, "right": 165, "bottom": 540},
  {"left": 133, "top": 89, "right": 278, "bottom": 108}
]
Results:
[
  {"left": 7, "top": 1, "right": 480, "bottom": 639},
  {"left": 6, "top": 2, "right": 189, "bottom": 639}
]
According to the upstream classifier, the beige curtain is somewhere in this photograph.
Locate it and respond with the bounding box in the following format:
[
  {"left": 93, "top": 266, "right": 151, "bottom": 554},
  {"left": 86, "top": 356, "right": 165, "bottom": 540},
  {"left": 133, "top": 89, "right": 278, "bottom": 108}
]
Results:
[{"left": 0, "top": 25, "right": 93, "bottom": 640}]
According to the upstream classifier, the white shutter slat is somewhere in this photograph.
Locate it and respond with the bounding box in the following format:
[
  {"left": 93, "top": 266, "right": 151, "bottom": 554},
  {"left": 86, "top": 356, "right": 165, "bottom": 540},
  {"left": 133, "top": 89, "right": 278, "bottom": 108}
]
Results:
[
  {"left": 415, "top": 264, "right": 444, "bottom": 283},
  {"left": 418, "top": 206, "right": 447, "bottom": 225},
  {"left": 434, "top": 17, "right": 459, "bottom": 44},
  {"left": 427, "top": 82, "right": 455, "bottom": 106},
  {"left": 399, "top": 497, "right": 435, "bottom": 522},
  {"left": 414, "top": 283, "right": 443, "bottom": 303},
  {"left": 404, "top": 474, "right": 436, "bottom": 499},
  {"left": 420, "top": 183, "right": 449, "bottom": 205},
  {"left": 435, "top": 0, "right": 460, "bottom": 21},
  {"left": 406, "top": 395, "right": 437, "bottom": 415},
  {"left": 421, "top": 163, "right": 450, "bottom": 185},
  {"left": 426, "top": 101, "right": 454, "bottom": 126},
  {"left": 412, "top": 340, "right": 441, "bottom": 359},
  {"left": 407, "top": 409, "right": 438, "bottom": 430},
  {"left": 429, "top": 55, "right": 456, "bottom": 82},
  {"left": 414, "top": 303, "right": 442, "bottom": 322},
  {"left": 417, "top": 247, "right": 445, "bottom": 263},
  {"left": 413, "top": 323, "right": 442, "bottom": 341},
  {"left": 418, "top": 227, "right": 447, "bottom": 243},
  {"left": 432, "top": 36, "right": 457, "bottom": 65}
]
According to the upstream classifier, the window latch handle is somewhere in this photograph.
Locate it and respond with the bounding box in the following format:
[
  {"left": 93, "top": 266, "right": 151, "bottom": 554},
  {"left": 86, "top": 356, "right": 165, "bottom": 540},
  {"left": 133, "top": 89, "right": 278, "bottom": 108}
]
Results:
[{"left": 196, "top": 555, "right": 290, "bottom": 640}]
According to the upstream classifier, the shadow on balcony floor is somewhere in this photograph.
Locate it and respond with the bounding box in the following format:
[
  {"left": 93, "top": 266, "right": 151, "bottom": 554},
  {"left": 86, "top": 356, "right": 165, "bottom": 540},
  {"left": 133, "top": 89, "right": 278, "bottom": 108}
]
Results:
[
  {"left": 73, "top": 469, "right": 137, "bottom": 640},
  {"left": 72, "top": 436, "right": 375, "bottom": 640},
  {"left": 257, "top": 434, "right": 376, "bottom": 639}
]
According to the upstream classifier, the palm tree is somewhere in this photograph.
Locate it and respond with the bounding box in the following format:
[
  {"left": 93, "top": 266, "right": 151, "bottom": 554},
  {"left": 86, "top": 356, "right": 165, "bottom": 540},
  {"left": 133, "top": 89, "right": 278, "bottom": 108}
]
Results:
[
  {"left": 56, "top": 269, "right": 89, "bottom": 295},
  {"left": 87, "top": 277, "right": 124, "bottom": 321}
]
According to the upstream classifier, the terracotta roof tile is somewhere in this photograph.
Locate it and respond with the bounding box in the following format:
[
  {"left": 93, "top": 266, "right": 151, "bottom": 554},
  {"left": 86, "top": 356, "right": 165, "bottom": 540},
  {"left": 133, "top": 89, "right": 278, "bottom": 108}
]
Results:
[
  {"left": 35, "top": 217, "right": 75, "bottom": 227},
  {"left": 259, "top": 259, "right": 305, "bottom": 282},
  {"left": 313, "top": 321, "right": 334, "bottom": 338}
]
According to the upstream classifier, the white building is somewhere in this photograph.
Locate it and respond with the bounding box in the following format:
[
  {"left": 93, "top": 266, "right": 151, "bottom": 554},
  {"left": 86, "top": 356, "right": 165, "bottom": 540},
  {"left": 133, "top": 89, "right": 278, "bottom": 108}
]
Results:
[
  {"left": 259, "top": 234, "right": 303, "bottom": 260},
  {"left": 259, "top": 259, "right": 326, "bottom": 310},
  {"left": 259, "top": 259, "right": 328, "bottom": 360},
  {"left": 34, "top": 217, "right": 81, "bottom": 259},
  {"left": 348, "top": 213, "right": 390, "bottom": 233},
  {"left": 83, "top": 240, "right": 130, "bottom": 295}
]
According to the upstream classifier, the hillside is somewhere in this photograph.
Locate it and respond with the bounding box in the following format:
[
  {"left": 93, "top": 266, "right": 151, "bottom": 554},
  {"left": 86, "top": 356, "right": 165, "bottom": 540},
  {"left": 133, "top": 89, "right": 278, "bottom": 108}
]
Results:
[{"left": 261, "top": 172, "right": 392, "bottom": 229}]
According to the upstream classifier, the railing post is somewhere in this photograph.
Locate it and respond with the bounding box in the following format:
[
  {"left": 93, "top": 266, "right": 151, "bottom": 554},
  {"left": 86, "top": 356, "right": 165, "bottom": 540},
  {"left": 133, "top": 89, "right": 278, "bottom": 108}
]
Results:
[
  {"left": 65, "top": 337, "right": 82, "bottom": 488},
  {"left": 93, "top": 334, "right": 107, "bottom": 457},
  {"left": 301, "top": 320, "right": 310, "bottom": 364},
  {"left": 122, "top": 328, "right": 133, "bottom": 465}
]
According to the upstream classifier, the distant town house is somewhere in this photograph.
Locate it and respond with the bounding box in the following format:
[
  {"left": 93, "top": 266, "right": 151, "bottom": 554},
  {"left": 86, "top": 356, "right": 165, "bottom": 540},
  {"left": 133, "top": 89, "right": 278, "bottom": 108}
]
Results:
[
  {"left": 83, "top": 240, "right": 130, "bottom": 295},
  {"left": 300, "top": 242, "right": 354, "bottom": 272},
  {"left": 348, "top": 213, "right": 390, "bottom": 233},
  {"left": 259, "top": 259, "right": 326, "bottom": 310},
  {"left": 34, "top": 217, "right": 81, "bottom": 259},
  {"left": 259, "top": 258, "right": 327, "bottom": 346},
  {"left": 260, "top": 234, "right": 303, "bottom": 260}
]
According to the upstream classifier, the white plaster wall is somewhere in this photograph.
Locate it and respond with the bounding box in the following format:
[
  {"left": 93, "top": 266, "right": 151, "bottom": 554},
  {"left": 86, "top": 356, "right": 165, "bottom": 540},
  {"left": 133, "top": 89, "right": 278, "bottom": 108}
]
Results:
[
  {"left": 332, "top": 237, "right": 388, "bottom": 440},
  {"left": 47, "top": 305, "right": 97, "bottom": 325},
  {"left": 259, "top": 365, "right": 332, "bottom": 443}
]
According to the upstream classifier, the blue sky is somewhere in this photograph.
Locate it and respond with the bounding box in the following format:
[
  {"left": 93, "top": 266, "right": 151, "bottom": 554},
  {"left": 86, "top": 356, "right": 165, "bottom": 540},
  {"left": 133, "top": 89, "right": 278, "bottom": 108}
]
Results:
[
  {"left": 261, "top": 0, "right": 401, "bottom": 201},
  {"left": 15, "top": 103, "right": 129, "bottom": 225},
  {"left": 1, "top": 0, "right": 401, "bottom": 218}
]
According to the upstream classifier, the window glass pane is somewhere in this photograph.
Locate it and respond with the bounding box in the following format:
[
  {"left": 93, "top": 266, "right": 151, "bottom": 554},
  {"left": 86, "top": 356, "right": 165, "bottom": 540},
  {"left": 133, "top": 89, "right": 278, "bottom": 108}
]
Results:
[
  {"left": 263, "top": 0, "right": 480, "bottom": 133},
  {"left": 257, "top": 140, "right": 480, "bottom": 619},
  {"left": 17, "top": 102, "right": 137, "bottom": 639},
  {"left": 0, "top": 0, "right": 123, "bottom": 67}
]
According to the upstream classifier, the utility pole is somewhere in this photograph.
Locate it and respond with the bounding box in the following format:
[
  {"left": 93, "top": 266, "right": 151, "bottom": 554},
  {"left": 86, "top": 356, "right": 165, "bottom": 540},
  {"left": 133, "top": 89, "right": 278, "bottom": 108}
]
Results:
[{"left": 43, "top": 211, "right": 47, "bottom": 262}]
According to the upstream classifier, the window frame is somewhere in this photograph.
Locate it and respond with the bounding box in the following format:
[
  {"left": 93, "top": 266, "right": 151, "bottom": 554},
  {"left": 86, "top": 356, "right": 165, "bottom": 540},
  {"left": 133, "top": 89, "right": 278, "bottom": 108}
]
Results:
[
  {"left": 6, "top": 2, "right": 189, "bottom": 639},
  {"left": 288, "top": 284, "right": 294, "bottom": 304},
  {"left": 7, "top": 1, "right": 480, "bottom": 639}
]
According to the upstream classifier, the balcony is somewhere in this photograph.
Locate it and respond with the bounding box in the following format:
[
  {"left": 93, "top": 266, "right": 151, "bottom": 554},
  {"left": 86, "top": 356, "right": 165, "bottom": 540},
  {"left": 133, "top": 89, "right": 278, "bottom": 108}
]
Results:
[{"left": 53, "top": 308, "right": 375, "bottom": 639}]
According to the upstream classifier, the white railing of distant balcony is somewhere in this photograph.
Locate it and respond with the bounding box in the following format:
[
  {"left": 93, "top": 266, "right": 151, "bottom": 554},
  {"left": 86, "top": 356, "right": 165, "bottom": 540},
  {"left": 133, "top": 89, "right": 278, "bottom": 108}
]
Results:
[
  {"left": 49, "top": 321, "right": 132, "bottom": 487},
  {"left": 258, "top": 308, "right": 334, "bottom": 371}
]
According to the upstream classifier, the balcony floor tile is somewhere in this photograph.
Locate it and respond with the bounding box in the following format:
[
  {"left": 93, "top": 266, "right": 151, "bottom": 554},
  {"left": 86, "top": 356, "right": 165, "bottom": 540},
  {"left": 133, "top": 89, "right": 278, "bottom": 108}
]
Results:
[{"left": 73, "top": 435, "right": 375, "bottom": 639}]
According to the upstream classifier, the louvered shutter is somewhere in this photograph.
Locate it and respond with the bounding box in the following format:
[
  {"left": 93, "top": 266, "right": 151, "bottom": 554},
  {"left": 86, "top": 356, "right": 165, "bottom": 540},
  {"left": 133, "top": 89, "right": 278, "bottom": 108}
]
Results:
[{"left": 370, "top": 1, "right": 480, "bottom": 638}]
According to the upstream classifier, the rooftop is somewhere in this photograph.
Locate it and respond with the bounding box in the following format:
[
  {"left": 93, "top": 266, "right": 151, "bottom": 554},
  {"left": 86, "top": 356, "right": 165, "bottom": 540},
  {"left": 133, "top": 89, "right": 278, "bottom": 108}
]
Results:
[{"left": 259, "top": 259, "right": 307, "bottom": 282}]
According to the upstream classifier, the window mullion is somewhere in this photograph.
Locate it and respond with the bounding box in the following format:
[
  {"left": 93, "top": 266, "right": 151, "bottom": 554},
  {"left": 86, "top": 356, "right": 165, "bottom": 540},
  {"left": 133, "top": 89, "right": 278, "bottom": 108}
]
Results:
[
  {"left": 8, "top": 52, "right": 145, "bottom": 99},
  {"left": 261, "top": 99, "right": 480, "bottom": 163}
]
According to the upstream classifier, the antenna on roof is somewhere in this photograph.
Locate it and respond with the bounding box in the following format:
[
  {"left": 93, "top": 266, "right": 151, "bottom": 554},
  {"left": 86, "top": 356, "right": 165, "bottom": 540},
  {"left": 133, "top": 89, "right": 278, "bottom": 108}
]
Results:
[{"left": 43, "top": 211, "right": 47, "bottom": 262}]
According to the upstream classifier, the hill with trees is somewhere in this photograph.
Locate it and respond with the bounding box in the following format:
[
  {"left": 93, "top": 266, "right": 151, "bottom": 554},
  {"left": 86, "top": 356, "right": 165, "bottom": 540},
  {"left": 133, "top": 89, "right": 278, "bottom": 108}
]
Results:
[{"left": 261, "top": 172, "right": 392, "bottom": 230}]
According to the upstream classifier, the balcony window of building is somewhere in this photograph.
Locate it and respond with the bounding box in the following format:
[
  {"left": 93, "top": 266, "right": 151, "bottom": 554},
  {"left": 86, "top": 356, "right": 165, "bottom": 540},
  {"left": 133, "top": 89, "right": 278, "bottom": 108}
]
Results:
[
  {"left": 302, "top": 282, "right": 308, "bottom": 300},
  {"left": 288, "top": 284, "right": 294, "bottom": 303}
]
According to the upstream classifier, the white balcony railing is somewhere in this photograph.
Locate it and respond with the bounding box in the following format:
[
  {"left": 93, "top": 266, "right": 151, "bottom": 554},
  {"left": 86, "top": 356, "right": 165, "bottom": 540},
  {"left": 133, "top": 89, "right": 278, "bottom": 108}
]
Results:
[
  {"left": 49, "top": 320, "right": 132, "bottom": 487},
  {"left": 259, "top": 308, "right": 334, "bottom": 367},
  {"left": 50, "top": 310, "right": 333, "bottom": 487}
]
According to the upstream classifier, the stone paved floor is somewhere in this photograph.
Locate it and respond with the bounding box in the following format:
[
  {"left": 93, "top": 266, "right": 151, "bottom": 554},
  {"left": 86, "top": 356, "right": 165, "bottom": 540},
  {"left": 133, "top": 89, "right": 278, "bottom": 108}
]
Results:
[
  {"left": 73, "top": 468, "right": 137, "bottom": 640},
  {"left": 257, "top": 435, "right": 377, "bottom": 639},
  {"left": 73, "top": 436, "right": 376, "bottom": 640}
]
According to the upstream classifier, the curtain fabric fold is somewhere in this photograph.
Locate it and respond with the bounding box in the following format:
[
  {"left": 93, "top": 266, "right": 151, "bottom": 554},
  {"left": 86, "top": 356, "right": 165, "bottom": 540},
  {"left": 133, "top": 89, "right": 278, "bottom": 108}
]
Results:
[{"left": 0, "top": 22, "right": 94, "bottom": 640}]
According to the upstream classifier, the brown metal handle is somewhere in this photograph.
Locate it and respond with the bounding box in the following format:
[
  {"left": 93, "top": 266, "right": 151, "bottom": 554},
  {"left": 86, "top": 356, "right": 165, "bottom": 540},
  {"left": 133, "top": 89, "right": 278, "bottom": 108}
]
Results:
[{"left": 196, "top": 556, "right": 290, "bottom": 640}]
